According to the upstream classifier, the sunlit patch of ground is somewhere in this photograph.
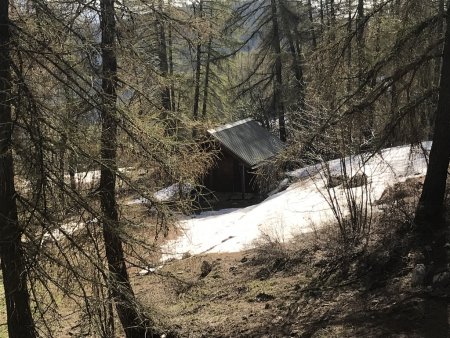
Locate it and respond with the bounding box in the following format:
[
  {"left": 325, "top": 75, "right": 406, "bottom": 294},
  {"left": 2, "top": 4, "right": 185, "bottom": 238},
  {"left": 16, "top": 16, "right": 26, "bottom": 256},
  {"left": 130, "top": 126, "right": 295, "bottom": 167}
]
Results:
[{"left": 0, "top": 275, "right": 7, "bottom": 338}]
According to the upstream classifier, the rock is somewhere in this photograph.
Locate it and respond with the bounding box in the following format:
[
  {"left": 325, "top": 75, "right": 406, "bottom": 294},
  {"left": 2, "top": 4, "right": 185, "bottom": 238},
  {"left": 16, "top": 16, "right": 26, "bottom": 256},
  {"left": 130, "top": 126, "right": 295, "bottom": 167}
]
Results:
[
  {"left": 200, "top": 260, "right": 213, "bottom": 278},
  {"left": 240, "top": 256, "right": 248, "bottom": 263},
  {"left": 432, "top": 271, "right": 450, "bottom": 287},
  {"left": 376, "top": 177, "right": 423, "bottom": 205},
  {"left": 327, "top": 174, "right": 346, "bottom": 188},
  {"left": 256, "top": 292, "right": 275, "bottom": 302},
  {"left": 327, "top": 172, "right": 368, "bottom": 189},
  {"left": 411, "top": 264, "right": 426, "bottom": 286},
  {"left": 272, "top": 257, "right": 288, "bottom": 271},
  {"left": 182, "top": 252, "right": 192, "bottom": 259},
  {"left": 349, "top": 172, "right": 368, "bottom": 188},
  {"left": 272, "top": 316, "right": 283, "bottom": 324},
  {"left": 255, "top": 267, "right": 271, "bottom": 280},
  {"left": 278, "top": 178, "right": 290, "bottom": 190},
  {"left": 236, "top": 286, "right": 248, "bottom": 294},
  {"left": 268, "top": 178, "right": 290, "bottom": 196},
  {"left": 407, "top": 251, "right": 425, "bottom": 265}
]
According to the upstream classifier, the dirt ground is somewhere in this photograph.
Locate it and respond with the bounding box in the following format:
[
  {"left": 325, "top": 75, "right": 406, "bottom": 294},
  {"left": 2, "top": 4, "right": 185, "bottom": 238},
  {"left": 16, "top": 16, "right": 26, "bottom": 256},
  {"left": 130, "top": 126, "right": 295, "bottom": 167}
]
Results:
[
  {"left": 0, "top": 277, "right": 6, "bottom": 338},
  {"left": 131, "top": 224, "right": 450, "bottom": 338}
]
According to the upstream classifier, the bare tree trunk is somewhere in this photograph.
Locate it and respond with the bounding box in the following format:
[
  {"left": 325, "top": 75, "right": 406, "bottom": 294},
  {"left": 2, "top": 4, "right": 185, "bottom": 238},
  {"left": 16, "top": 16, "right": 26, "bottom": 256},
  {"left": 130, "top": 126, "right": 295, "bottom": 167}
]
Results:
[
  {"left": 192, "top": 0, "right": 203, "bottom": 137},
  {"left": 346, "top": 0, "right": 352, "bottom": 92},
  {"left": 280, "top": 1, "right": 304, "bottom": 93},
  {"left": 415, "top": 1, "right": 450, "bottom": 226},
  {"left": 319, "top": 0, "right": 324, "bottom": 35},
  {"left": 307, "top": 0, "right": 317, "bottom": 49},
  {"left": 99, "top": 0, "right": 159, "bottom": 336},
  {"left": 435, "top": 0, "right": 445, "bottom": 86},
  {"left": 356, "top": 0, "right": 373, "bottom": 143},
  {"left": 0, "top": 0, "right": 36, "bottom": 336},
  {"left": 157, "top": 0, "right": 172, "bottom": 134},
  {"left": 329, "top": 0, "right": 336, "bottom": 41},
  {"left": 59, "top": 132, "right": 67, "bottom": 207},
  {"left": 280, "top": 2, "right": 305, "bottom": 117},
  {"left": 270, "top": 0, "right": 286, "bottom": 142},
  {"left": 356, "top": 0, "right": 365, "bottom": 84},
  {"left": 201, "top": 33, "right": 212, "bottom": 118},
  {"left": 168, "top": 0, "right": 176, "bottom": 113},
  {"left": 68, "top": 150, "right": 77, "bottom": 190}
]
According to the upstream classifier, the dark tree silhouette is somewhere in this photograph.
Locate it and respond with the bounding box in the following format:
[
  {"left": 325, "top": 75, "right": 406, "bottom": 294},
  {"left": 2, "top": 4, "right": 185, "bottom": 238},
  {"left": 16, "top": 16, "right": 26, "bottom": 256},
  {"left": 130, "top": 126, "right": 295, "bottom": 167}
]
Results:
[
  {"left": 415, "top": 0, "right": 450, "bottom": 226},
  {"left": 0, "top": 0, "right": 36, "bottom": 336},
  {"left": 99, "top": 0, "right": 161, "bottom": 336}
]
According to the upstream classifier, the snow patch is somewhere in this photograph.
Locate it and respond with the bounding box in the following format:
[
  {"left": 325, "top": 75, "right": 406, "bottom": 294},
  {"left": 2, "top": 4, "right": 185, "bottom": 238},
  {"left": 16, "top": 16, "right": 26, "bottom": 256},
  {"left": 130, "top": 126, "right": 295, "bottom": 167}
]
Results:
[
  {"left": 126, "top": 182, "right": 194, "bottom": 205},
  {"left": 161, "top": 142, "right": 431, "bottom": 260}
]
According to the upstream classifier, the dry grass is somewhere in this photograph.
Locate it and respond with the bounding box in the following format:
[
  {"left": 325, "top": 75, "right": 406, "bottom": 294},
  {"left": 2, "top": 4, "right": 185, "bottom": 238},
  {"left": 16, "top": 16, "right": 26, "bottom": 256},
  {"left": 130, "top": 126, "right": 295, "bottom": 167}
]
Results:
[
  {"left": 0, "top": 275, "right": 6, "bottom": 338},
  {"left": 132, "top": 251, "right": 311, "bottom": 337}
]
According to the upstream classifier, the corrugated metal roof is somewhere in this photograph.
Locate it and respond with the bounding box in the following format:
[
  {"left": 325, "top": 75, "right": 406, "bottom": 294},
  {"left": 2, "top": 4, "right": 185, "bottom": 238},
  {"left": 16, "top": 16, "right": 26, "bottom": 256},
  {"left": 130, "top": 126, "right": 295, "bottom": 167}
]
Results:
[{"left": 208, "top": 119, "right": 284, "bottom": 168}]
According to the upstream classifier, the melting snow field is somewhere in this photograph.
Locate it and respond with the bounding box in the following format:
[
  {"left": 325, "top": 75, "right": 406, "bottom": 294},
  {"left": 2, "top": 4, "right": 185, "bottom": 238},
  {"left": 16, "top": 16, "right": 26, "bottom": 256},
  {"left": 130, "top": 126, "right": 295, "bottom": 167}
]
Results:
[{"left": 161, "top": 142, "right": 431, "bottom": 260}]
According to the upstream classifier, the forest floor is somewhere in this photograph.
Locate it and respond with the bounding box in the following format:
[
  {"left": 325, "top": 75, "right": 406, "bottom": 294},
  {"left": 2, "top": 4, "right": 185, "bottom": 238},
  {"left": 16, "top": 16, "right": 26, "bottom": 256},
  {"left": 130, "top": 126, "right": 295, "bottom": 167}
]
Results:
[
  {"left": 133, "top": 217, "right": 450, "bottom": 338},
  {"left": 0, "top": 276, "right": 5, "bottom": 338},
  {"left": 2, "top": 221, "right": 449, "bottom": 338}
]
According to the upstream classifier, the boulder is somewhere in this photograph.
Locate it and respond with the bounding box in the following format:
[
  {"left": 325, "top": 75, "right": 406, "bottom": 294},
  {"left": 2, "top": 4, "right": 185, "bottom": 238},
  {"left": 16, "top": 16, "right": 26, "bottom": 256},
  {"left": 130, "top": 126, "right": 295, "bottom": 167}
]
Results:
[
  {"left": 411, "top": 264, "right": 426, "bottom": 286},
  {"left": 200, "top": 260, "right": 213, "bottom": 278}
]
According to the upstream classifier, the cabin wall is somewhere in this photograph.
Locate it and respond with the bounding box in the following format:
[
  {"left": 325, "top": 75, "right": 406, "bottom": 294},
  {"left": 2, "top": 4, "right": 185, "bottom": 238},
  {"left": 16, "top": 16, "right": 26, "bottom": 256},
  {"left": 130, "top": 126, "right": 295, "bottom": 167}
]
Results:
[{"left": 204, "top": 149, "right": 257, "bottom": 194}]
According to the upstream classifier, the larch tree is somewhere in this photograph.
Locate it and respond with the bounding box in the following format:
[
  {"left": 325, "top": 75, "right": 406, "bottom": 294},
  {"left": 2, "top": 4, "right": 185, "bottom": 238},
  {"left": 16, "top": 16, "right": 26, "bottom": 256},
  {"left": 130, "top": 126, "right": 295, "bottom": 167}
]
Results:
[
  {"left": 270, "top": 0, "right": 287, "bottom": 142},
  {"left": 229, "top": 0, "right": 309, "bottom": 141},
  {"left": 99, "top": 0, "right": 161, "bottom": 335},
  {"left": 0, "top": 0, "right": 36, "bottom": 336},
  {"left": 415, "top": 0, "right": 450, "bottom": 226}
]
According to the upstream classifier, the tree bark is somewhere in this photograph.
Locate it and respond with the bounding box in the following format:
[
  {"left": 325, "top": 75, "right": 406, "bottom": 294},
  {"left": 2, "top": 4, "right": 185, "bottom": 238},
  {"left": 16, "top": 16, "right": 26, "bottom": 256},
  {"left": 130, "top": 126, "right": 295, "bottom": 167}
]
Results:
[
  {"left": 415, "top": 1, "right": 450, "bottom": 226},
  {"left": 168, "top": 0, "right": 176, "bottom": 113},
  {"left": 346, "top": 0, "right": 352, "bottom": 92},
  {"left": 201, "top": 33, "right": 212, "bottom": 119},
  {"left": 307, "top": 0, "right": 317, "bottom": 49},
  {"left": 157, "top": 0, "right": 172, "bottom": 134},
  {"left": 328, "top": 0, "right": 336, "bottom": 41},
  {"left": 279, "top": 0, "right": 305, "bottom": 119},
  {"left": 319, "top": 0, "right": 324, "bottom": 34},
  {"left": 356, "top": 0, "right": 365, "bottom": 84},
  {"left": 99, "top": 0, "right": 159, "bottom": 336},
  {"left": 270, "top": 0, "right": 286, "bottom": 142},
  {"left": 0, "top": 0, "right": 36, "bottom": 336},
  {"left": 435, "top": 0, "right": 445, "bottom": 86},
  {"left": 192, "top": 0, "right": 203, "bottom": 137},
  {"left": 68, "top": 150, "right": 77, "bottom": 190}
]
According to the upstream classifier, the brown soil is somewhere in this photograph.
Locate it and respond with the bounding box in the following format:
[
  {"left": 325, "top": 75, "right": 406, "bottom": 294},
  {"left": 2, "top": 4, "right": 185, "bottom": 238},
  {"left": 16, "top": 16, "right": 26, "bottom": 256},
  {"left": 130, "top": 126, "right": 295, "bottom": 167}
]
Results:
[{"left": 132, "top": 223, "right": 450, "bottom": 338}]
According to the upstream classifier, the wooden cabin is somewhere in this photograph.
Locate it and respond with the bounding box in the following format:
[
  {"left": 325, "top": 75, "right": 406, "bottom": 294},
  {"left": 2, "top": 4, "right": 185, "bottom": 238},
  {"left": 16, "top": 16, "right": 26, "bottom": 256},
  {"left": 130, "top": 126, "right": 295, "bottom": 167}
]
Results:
[{"left": 203, "top": 118, "right": 284, "bottom": 196}]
